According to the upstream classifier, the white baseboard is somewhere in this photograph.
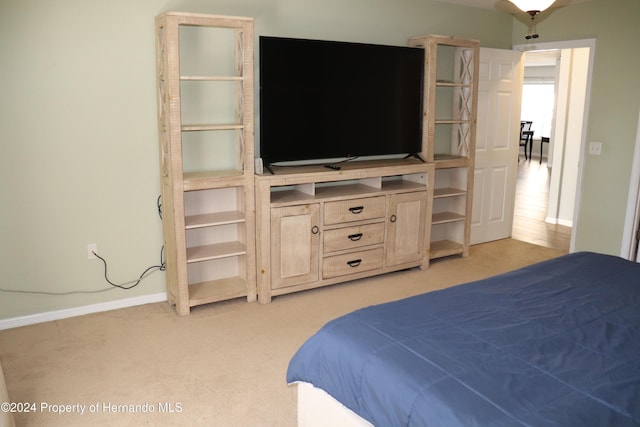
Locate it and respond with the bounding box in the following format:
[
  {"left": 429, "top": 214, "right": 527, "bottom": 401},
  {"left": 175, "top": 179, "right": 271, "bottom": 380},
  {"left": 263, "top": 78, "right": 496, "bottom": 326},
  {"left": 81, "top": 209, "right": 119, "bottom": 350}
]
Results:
[
  {"left": 0, "top": 292, "right": 168, "bottom": 331},
  {"left": 545, "top": 217, "right": 573, "bottom": 228},
  {"left": 558, "top": 218, "right": 573, "bottom": 227}
]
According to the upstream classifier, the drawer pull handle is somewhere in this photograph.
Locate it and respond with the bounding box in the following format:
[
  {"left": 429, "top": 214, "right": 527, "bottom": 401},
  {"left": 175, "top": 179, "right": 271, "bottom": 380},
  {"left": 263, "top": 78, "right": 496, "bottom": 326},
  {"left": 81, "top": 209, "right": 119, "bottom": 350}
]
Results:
[
  {"left": 348, "top": 233, "right": 363, "bottom": 241},
  {"left": 311, "top": 225, "right": 319, "bottom": 234},
  {"left": 347, "top": 259, "right": 362, "bottom": 268},
  {"left": 390, "top": 214, "right": 397, "bottom": 223},
  {"left": 348, "top": 206, "right": 364, "bottom": 214}
]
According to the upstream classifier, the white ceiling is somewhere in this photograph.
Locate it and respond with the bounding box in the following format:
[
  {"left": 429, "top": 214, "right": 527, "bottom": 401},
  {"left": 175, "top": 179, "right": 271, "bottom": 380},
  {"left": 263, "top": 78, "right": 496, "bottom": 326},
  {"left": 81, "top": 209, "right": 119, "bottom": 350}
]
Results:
[
  {"left": 431, "top": 0, "right": 502, "bottom": 9},
  {"left": 432, "top": 0, "right": 593, "bottom": 10},
  {"left": 431, "top": 0, "right": 593, "bottom": 67}
]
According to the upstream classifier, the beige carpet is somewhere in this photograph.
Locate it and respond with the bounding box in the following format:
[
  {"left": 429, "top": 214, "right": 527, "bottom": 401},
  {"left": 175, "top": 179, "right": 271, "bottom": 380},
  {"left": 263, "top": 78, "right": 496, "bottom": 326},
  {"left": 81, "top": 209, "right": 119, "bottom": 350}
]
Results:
[{"left": 0, "top": 239, "right": 566, "bottom": 427}]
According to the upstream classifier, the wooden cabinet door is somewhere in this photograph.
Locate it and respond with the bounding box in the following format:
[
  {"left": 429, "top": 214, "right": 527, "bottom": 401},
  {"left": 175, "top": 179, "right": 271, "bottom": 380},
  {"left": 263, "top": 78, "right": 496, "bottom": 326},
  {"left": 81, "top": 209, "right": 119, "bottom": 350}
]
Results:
[
  {"left": 386, "top": 192, "right": 427, "bottom": 266},
  {"left": 271, "top": 204, "right": 320, "bottom": 289}
]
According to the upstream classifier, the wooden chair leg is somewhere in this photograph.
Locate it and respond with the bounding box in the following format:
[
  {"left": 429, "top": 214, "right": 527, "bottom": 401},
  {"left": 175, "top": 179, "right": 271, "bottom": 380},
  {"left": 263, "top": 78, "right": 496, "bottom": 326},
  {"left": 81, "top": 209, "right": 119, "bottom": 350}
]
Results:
[{"left": 540, "top": 137, "right": 549, "bottom": 164}]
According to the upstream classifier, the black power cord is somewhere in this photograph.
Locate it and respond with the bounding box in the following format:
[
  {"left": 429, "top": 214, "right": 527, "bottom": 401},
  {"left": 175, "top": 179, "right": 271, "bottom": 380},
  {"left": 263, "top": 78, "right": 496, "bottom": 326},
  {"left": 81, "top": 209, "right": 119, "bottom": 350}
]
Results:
[
  {"left": 0, "top": 246, "right": 166, "bottom": 296},
  {"left": 0, "top": 196, "right": 167, "bottom": 296},
  {"left": 93, "top": 195, "right": 166, "bottom": 290},
  {"left": 157, "top": 194, "right": 163, "bottom": 220},
  {"left": 92, "top": 246, "right": 165, "bottom": 290}
]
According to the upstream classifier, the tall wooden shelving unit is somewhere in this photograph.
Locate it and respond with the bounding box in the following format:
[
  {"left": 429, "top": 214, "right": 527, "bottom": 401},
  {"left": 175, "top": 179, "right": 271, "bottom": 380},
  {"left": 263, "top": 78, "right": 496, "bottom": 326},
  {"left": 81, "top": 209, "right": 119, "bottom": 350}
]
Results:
[
  {"left": 155, "top": 12, "right": 256, "bottom": 315},
  {"left": 409, "top": 35, "right": 479, "bottom": 261}
]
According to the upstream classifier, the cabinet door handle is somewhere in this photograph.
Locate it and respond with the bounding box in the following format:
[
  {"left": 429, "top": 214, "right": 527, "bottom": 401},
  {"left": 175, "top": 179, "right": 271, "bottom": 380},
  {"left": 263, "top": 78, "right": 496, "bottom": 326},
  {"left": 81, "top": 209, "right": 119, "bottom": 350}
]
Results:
[
  {"left": 347, "top": 233, "right": 363, "bottom": 241},
  {"left": 390, "top": 214, "right": 397, "bottom": 223},
  {"left": 311, "top": 225, "right": 319, "bottom": 234},
  {"left": 348, "top": 206, "right": 364, "bottom": 214},
  {"left": 347, "top": 259, "right": 362, "bottom": 268}
]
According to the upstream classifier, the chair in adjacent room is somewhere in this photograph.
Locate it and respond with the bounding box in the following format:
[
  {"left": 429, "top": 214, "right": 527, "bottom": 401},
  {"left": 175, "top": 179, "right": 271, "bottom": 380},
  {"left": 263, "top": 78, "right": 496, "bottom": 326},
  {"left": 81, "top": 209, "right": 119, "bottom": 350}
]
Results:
[
  {"left": 540, "top": 136, "right": 550, "bottom": 163},
  {"left": 519, "top": 121, "right": 534, "bottom": 161}
]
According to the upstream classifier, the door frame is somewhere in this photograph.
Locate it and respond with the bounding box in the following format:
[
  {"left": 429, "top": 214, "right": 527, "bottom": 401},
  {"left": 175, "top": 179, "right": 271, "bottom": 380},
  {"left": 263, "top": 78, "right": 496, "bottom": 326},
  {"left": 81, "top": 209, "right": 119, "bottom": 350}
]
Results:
[
  {"left": 620, "top": 108, "right": 640, "bottom": 261},
  {"left": 513, "top": 38, "right": 596, "bottom": 252}
]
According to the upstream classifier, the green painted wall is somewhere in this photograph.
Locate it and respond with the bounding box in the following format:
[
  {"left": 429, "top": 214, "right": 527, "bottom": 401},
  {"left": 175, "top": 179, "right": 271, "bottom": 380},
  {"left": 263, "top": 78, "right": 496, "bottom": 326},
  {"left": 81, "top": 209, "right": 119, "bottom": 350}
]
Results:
[
  {"left": 0, "top": 0, "right": 511, "bottom": 320},
  {"left": 511, "top": 0, "right": 640, "bottom": 255},
  {"left": 3, "top": 0, "right": 637, "bottom": 321}
]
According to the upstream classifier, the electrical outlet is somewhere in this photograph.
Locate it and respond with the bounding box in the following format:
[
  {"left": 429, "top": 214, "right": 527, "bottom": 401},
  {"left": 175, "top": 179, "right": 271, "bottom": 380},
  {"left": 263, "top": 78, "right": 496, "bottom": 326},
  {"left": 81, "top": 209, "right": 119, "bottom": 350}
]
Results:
[
  {"left": 87, "top": 243, "right": 98, "bottom": 260},
  {"left": 589, "top": 141, "right": 602, "bottom": 156}
]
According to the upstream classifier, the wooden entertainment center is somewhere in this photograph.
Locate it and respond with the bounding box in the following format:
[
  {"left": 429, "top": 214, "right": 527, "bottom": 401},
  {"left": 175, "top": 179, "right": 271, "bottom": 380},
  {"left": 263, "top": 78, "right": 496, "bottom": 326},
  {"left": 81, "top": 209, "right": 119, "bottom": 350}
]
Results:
[
  {"left": 155, "top": 12, "right": 478, "bottom": 314},
  {"left": 255, "top": 159, "right": 433, "bottom": 303}
]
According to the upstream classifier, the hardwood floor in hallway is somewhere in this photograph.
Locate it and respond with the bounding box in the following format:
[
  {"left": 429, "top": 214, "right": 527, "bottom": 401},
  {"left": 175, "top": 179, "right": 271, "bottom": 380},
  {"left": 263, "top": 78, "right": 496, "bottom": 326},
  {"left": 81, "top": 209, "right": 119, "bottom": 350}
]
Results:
[{"left": 512, "top": 159, "right": 571, "bottom": 252}]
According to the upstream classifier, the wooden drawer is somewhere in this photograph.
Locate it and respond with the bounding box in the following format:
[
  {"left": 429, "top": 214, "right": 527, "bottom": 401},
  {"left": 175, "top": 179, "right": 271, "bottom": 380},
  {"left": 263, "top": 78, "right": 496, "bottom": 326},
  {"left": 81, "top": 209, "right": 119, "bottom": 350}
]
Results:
[
  {"left": 322, "top": 248, "right": 384, "bottom": 279},
  {"left": 323, "top": 196, "right": 386, "bottom": 225},
  {"left": 323, "top": 222, "right": 384, "bottom": 253}
]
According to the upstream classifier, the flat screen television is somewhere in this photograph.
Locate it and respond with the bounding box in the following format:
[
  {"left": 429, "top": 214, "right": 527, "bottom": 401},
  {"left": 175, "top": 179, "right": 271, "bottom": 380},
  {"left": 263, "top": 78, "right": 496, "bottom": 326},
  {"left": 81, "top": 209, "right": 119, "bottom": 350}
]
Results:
[{"left": 259, "top": 36, "right": 424, "bottom": 170}]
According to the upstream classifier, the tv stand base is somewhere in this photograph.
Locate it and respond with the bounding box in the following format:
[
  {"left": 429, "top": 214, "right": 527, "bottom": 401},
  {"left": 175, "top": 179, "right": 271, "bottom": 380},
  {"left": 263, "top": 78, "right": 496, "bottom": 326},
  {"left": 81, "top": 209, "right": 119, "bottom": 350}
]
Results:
[
  {"left": 404, "top": 152, "right": 426, "bottom": 163},
  {"left": 255, "top": 158, "right": 434, "bottom": 303}
]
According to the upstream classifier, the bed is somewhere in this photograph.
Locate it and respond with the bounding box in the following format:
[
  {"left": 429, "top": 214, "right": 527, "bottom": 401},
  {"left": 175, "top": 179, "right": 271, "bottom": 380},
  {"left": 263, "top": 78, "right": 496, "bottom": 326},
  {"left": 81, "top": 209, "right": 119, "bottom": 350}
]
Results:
[{"left": 287, "top": 252, "right": 640, "bottom": 426}]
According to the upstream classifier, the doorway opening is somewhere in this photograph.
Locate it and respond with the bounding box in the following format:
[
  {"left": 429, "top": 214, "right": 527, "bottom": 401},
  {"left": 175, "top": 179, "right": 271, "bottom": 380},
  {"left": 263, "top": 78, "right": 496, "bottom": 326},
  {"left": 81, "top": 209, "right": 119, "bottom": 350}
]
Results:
[
  {"left": 512, "top": 39, "right": 595, "bottom": 252},
  {"left": 513, "top": 49, "right": 570, "bottom": 251}
]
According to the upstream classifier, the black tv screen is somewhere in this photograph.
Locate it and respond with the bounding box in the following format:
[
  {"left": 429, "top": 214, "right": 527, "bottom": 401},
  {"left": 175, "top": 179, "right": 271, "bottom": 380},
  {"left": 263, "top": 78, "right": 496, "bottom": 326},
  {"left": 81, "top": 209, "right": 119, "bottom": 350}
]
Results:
[{"left": 259, "top": 36, "right": 424, "bottom": 166}]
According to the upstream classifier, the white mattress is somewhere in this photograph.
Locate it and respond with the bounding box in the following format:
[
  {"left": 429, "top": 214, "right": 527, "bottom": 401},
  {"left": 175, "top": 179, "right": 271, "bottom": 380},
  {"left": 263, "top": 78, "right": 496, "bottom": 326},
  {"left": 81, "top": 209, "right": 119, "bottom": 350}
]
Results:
[{"left": 296, "top": 382, "right": 372, "bottom": 427}]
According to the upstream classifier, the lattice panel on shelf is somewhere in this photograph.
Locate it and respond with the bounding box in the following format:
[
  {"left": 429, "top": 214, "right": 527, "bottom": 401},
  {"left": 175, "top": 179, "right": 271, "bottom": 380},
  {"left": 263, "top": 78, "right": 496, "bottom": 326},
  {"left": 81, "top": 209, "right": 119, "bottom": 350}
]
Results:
[
  {"left": 453, "top": 47, "right": 475, "bottom": 158},
  {"left": 454, "top": 122, "right": 471, "bottom": 157},
  {"left": 456, "top": 48, "right": 474, "bottom": 86}
]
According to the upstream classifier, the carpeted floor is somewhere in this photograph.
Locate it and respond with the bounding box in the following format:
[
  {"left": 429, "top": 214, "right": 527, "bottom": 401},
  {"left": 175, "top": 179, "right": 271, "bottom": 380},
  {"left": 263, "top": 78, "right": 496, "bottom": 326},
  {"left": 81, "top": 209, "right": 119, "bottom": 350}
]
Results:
[{"left": 0, "top": 238, "right": 566, "bottom": 426}]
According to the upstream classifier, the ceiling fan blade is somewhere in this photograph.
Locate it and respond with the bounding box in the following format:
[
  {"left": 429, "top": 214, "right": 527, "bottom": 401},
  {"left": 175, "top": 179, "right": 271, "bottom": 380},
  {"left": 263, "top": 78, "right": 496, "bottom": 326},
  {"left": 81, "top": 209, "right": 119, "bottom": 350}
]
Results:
[
  {"left": 496, "top": 0, "right": 571, "bottom": 25},
  {"left": 494, "top": 0, "right": 521, "bottom": 14},
  {"left": 497, "top": 0, "right": 577, "bottom": 39},
  {"left": 551, "top": 0, "right": 572, "bottom": 7},
  {"left": 495, "top": 0, "right": 572, "bottom": 13},
  {"left": 495, "top": 0, "right": 533, "bottom": 25}
]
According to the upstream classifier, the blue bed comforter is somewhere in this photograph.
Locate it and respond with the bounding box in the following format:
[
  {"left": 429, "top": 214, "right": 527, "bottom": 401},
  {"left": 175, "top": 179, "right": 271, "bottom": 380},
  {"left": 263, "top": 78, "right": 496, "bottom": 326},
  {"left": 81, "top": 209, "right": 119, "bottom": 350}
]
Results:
[{"left": 287, "top": 252, "right": 640, "bottom": 426}]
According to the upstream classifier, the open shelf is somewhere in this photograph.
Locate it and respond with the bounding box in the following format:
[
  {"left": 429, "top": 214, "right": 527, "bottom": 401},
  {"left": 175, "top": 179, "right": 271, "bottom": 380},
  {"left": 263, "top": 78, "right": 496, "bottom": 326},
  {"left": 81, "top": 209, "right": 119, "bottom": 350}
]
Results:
[
  {"left": 181, "top": 123, "right": 244, "bottom": 132},
  {"left": 183, "top": 171, "right": 245, "bottom": 191},
  {"left": 180, "top": 76, "right": 244, "bottom": 81},
  {"left": 432, "top": 212, "right": 465, "bottom": 224},
  {"left": 263, "top": 159, "right": 430, "bottom": 206},
  {"left": 434, "top": 119, "right": 473, "bottom": 124},
  {"left": 381, "top": 179, "right": 427, "bottom": 193},
  {"left": 430, "top": 240, "right": 464, "bottom": 259},
  {"left": 433, "top": 154, "right": 470, "bottom": 168},
  {"left": 270, "top": 180, "right": 427, "bottom": 206},
  {"left": 185, "top": 211, "right": 245, "bottom": 229},
  {"left": 271, "top": 184, "right": 373, "bottom": 206},
  {"left": 434, "top": 187, "right": 466, "bottom": 198},
  {"left": 436, "top": 81, "right": 473, "bottom": 88},
  {"left": 189, "top": 276, "right": 248, "bottom": 306},
  {"left": 186, "top": 241, "right": 246, "bottom": 263}
]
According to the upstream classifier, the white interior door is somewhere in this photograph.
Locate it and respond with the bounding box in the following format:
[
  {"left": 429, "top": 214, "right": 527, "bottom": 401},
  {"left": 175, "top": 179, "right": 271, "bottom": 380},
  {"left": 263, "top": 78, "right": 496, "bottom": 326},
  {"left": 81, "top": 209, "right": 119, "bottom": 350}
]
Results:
[{"left": 471, "top": 48, "right": 524, "bottom": 244}]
